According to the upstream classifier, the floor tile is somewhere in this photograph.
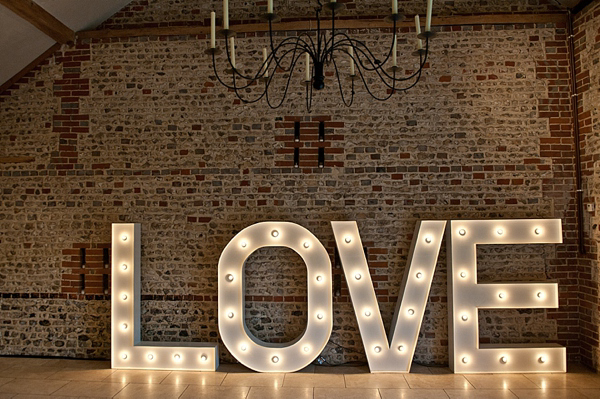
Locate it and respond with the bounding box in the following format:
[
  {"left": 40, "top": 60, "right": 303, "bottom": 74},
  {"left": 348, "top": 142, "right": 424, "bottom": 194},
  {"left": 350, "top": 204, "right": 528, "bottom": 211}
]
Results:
[
  {"left": 0, "top": 358, "right": 50, "bottom": 369},
  {"left": 314, "top": 387, "right": 381, "bottom": 399},
  {"left": 282, "top": 373, "right": 345, "bottom": 388},
  {"left": 217, "top": 363, "right": 254, "bottom": 373},
  {"left": 405, "top": 374, "right": 474, "bottom": 389},
  {"left": 523, "top": 374, "right": 600, "bottom": 389},
  {"left": 113, "top": 382, "right": 188, "bottom": 399},
  {"left": 344, "top": 374, "right": 409, "bottom": 389},
  {"left": 464, "top": 375, "right": 539, "bottom": 389},
  {"left": 247, "top": 386, "right": 313, "bottom": 399},
  {"left": 577, "top": 389, "right": 600, "bottom": 399},
  {"left": 47, "top": 368, "right": 116, "bottom": 381},
  {"left": 0, "top": 380, "right": 12, "bottom": 388},
  {"left": 429, "top": 367, "right": 453, "bottom": 375},
  {"left": 2, "top": 366, "right": 59, "bottom": 380},
  {"left": 221, "top": 373, "right": 285, "bottom": 387},
  {"left": 411, "top": 364, "right": 433, "bottom": 374},
  {"left": 41, "top": 359, "right": 111, "bottom": 370},
  {"left": 511, "top": 389, "right": 589, "bottom": 399},
  {"left": 379, "top": 389, "right": 449, "bottom": 399},
  {"left": 179, "top": 385, "right": 251, "bottom": 399},
  {"left": 51, "top": 381, "right": 127, "bottom": 398},
  {"left": 103, "top": 369, "right": 171, "bottom": 384},
  {"left": 0, "top": 379, "right": 69, "bottom": 395},
  {"left": 12, "top": 396, "right": 101, "bottom": 399},
  {"left": 314, "top": 365, "right": 370, "bottom": 374},
  {"left": 445, "top": 389, "right": 517, "bottom": 398},
  {"left": 160, "top": 371, "right": 227, "bottom": 385},
  {"left": 0, "top": 394, "right": 14, "bottom": 399}
]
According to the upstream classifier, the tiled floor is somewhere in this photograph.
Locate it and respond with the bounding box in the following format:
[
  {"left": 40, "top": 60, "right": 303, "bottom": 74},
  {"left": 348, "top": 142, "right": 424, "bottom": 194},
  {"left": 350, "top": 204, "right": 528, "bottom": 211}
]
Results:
[{"left": 0, "top": 357, "right": 599, "bottom": 399}]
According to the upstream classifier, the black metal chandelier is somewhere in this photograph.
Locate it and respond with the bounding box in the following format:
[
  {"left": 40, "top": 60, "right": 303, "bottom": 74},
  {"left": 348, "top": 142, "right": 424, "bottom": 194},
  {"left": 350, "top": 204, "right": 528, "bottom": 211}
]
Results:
[{"left": 207, "top": 0, "right": 436, "bottom": 111}]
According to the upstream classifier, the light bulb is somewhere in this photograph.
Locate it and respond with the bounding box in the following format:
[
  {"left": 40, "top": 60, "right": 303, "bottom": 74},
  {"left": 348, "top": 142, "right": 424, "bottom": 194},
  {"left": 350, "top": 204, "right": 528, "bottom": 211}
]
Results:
[
  {"left": 459, "top": 271, "right": 467, "bottom": 279},
  {"left": 497, "top": 228, "right": 504, "bottom": 235},
  {"left": 461, "top": 314, "right": 469, "bottom": 321},
  {"left": 121, "top": 323, "right": 128, "bottom": 330},
  {"left": 121, "top": 353, "right": 128, "bottom": 360},
  {"left": 271, "top": 230, "right": 279, "bottom": 238},
  {"left": 121, "top": 264, "right": 128, "bottom": 271},
  {"left": 344, "top": 236, "right": 352, "bottom": 244},
  {"left": 374, "top": 346, "right": 382, "bottom": 353},
  {"left": 121, "top": 234, "right": 128, "bottom": 241},
  {"left": 534, "top": 228, "right": 541, "bottom": 235},
  {"left": 500, "top": 356, "right": 508, "bottom": 364},
  {"left": 539, "top": 356, "right": 546, "bottom": 363},
  {"left": 355, "top": 273, "right": 362, "bottom": 280},
  {"left": 271, "top": 356, "right": 279, "bottom": 363},
  {"left": 407, "top": 309, "right": 415, "bottom": 316},
  {"left": 398, "top": 345, "right": 405, "bottom": 352},
  {"left": 147, "top": 354, "right": 154, "bottom": 360},
  {"left": 226, "top": 274, "right": 234, "bottom": 282},
  {"left": 121, "top": 294, "right": 128, "bottom": 301},
  {"left": 425, "top": 236, "right": 432, "bottom": 244},
  {"left": 303, "top": 241, "right": 310, "bottom": 249},
  {"left": 498, "top": 292, "right": 505, "bottom": 299},
  {"left": 462, "top": 356, "right": 468, "bottom": 364},
  {"left": 537, "top": 291, "right": 544, "bottom": 299},
  {"left": 241, "top": 344, "right": 247, "bottom": 352},
  {"left": 303, "top": 346, "right": 310, "bottom": 353},
  {"left": 416, "top": 272, "right": 423, "bottom": 279},
  {"left": 458, "top": 229, "right": 466, "bottom": 236},
  {"left": 240, "top": 241, "right": 247, "bottom": 248},
  {"left": 200, "top": 354, "right": 208, "bottom": 362},
  {"left": 316, "top": 275, "right": 323, "bottom": 282},
  {"left": 174, "top": 354, "right": 181, "bottom": 361},
  {"left": 227, "top": 312, "right": 234, "bottom": 319},
  {"left": 364, "top": 310, "right": 372, "bottom": 317},
  {"left": 316, "top": 313, "right": 324, "bottom": 320}
]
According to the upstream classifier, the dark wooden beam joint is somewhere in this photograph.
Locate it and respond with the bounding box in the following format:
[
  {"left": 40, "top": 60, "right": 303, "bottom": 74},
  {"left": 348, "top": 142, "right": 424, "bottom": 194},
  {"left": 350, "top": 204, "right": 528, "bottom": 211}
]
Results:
[
  {"left": 0, "top": 156, "right": 35, "bottom": 164},
  {"left": 0, "top": 0, "right": 74, "bottom": 44}
]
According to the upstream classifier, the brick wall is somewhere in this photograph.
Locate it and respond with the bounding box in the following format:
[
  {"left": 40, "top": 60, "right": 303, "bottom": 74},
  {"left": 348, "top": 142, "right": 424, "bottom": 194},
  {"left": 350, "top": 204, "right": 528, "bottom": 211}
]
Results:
[
  {"left": 573, "top": 0, "right": 600, "bottom": 371},
  {"left": 0, "top": 1, "right": 589, "bottom": 366}
]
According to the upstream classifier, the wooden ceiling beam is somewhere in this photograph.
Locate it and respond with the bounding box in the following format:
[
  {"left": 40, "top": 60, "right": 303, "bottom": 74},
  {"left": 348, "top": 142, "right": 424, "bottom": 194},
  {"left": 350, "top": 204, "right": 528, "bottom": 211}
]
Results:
[
  {"left": 78, "top": 13, "right": 567, "bottom": 40},
  {"left": 0, "top": 0, "right": 74, "bottom": 44}
]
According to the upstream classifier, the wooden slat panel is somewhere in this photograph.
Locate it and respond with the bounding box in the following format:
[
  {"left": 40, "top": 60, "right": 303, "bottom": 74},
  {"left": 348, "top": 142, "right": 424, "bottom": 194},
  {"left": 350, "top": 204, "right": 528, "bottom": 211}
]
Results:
[{"left": 0, "top": 0, "right": 74, "bottom": 43}]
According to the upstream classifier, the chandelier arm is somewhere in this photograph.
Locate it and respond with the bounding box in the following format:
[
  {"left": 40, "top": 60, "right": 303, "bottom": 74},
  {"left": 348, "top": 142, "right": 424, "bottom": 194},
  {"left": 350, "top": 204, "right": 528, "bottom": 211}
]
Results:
[
  {"left": 229, "top": 71, "right": 272, "bottom": 105},
  {"left": 268, "top": 27, "right": 315, "bottom": 72},
  {"left": 352, "top": 57, "right": 398, "bottom": 102},
  {"left": 265, "top": 50, "right": 305, "bottom": 109},
  {"left": 331, "top": 55, "right": 354, "bottom": 107},
  {"left": 211, "top": 50, "right": 244, "bottom": 90}
]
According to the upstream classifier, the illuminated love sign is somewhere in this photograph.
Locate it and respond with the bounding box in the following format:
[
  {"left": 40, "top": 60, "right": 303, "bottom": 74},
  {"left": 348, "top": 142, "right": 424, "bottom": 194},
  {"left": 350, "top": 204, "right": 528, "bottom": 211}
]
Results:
[{"left": 111, "top": 219, "right": 566, "bottom": 374}]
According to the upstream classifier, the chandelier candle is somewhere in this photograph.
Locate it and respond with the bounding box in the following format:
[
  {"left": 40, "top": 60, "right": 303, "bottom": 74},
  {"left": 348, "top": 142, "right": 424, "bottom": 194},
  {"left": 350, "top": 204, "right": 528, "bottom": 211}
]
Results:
[
  {"left": 263, "top": 48, "right": 269, "bottom": 78},
  {"left": 392, "top": 0, "right": 398, "bottom": 14},
  {"left": 415, "top": 15, "right": 423, "bottom": 49},
  {"left": 305, "top": 53, "right": 310, "bottom": 82},
  {"left": 268, "top": 0, "right": 273, "bottom": 14},
  {"left": 426, "top": 0, "right": 433, "bottom": 31},
  {"left": 349, "top": 46, "right": 355, "bottom": 76},
  {"left": 223, "top": 0, "right": 229, "bottom": 29},
  {"left": 210, "top": 12, "right": 216, "bottom": 49},
  {"left": 392, "top": 35, "right": 398, "bottom": 66},
  {"left": 229, "top": 36, "right": 235, "bottom": 69}
]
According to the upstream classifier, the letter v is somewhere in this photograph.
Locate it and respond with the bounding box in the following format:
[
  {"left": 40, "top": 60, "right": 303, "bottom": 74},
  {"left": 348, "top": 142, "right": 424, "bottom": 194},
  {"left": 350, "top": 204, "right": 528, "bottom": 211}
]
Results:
[{"left": 331, "top": 221, "right": 446, "bottom": 372}]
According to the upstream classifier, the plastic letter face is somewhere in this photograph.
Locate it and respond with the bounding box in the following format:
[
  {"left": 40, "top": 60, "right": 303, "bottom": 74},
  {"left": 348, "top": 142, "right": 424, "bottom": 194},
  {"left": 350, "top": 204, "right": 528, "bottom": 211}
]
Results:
[
  {"left": 111, "top": 224, "right": 219, "bottom": 370},
  {"left": 447, "top": 219, "right": 566, "bottom": 373},
  {"left": 218, "top": 222, "right": 333, "bottom": 372},
  {"left": 331, "top": 220, "right": 447, "bottom": 372}
]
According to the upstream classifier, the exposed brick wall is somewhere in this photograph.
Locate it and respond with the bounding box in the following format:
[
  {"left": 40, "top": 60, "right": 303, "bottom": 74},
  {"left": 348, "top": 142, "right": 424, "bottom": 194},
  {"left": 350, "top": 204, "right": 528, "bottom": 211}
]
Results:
[
  {"left": 0, "top": 13, "right": 587, "bottom": 367},
  {"left": 573, "top": 0, "right": 600, "bottom": 371}
]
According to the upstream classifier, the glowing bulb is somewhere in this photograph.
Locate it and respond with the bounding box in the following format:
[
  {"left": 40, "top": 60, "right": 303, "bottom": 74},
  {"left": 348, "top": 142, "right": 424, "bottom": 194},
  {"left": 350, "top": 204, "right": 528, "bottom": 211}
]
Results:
[
  {"left": 121, "top": 264, "right": 128, "bottom": 271},
  {"left": 174, "top": 354, "right": 181, "bottom": 361},
  {"left": 364, "top": 310, "right": 372, "bottom": 317},
  {"left": 344, "top": 236, "right": 352, "bottom": 244},
  {"left": 537, "top": 291, "right": 545, "bottom": 299},
  {"left": 498, "top": 292, "right": 505, "bottom": 299},
  {"left": 226, "top": 274, "right": 234, "bottom": 282},
  {"left": 240, "top": 241, "right": 247, "bottom": 248},
  {"left": 416, "top": 272, "right": 423, "bottom": 279},
  {"left": 374, "top": 346, "right": 382, "bottom": 353},
  {"left": 121, "top": 323, "right": 128, "bottom": 330},
  {"left": 121, "top": 234, "right": 128, "bottom": 241},
  {"left": 539, "top": 356, "right": 547, "bottom": 363},
  {"left": 271, "top": 356, "right": 279, "bottom": 363},
  {"left": 458, "top": 229, "right": 466, "bottom": 236},
  {"left": 462, "top": 356, "right": 468, "bottom": 364},
  {"left": 227, "top": 312, "right": 234, "bottom": 319},
  {"left": 398, "top": 345, "right": 405, "bottom": 352},
  {"left": 121, "top": 294, "right": 128, "bottom": 301},
  {"left": 271, "top": 230, "right": 279, "bottom": 238},
  {"left": 534, "top": 228, "right": 541, "bottom": 235},
  {"left": 121, "top": 353, "right": 128, "bottom": 360},
  {"left": 241, "top": 344, "right": 247, "bottom": 352},
  {"left": 303, "top": 346, "right": 310, "bottom": 353},
  {"left": 316, "top": 275, "right": 323, "bottom": 282},
  {"left": 500, "top": 356, "right": 508, "bottom": 364},
  {"left": 407, "top": 309, "right": 415, "bottom": 316},
  {"left": 200, "top": 354, "right": 208, "bottom": 362},
  {"left": 497, "top": 228, "right": 504, "bottom": 236},
  {"left": 316, "top": 313, "right": 324, "bottom": 320},
  {"left": 461, "top": 314, "right": 469, "bottom": 321},
  {"left": 147, "top": 354, "right": 154, "bottom": 360},
  {"left": 355, "top": 273, "right": 362, "bottom": 280},
  {"left": 303, "top": 241, "right": 310, "bottom": 249},
  {"left": 425, "top": 236, "right": 432, "bottom": 244}
]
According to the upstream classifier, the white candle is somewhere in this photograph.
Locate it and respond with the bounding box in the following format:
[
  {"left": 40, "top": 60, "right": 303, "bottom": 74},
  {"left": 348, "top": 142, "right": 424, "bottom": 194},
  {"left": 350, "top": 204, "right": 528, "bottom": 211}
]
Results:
[
  {"left": 349, "top": 46, "right": 355, "bottom": 76},
  {"left": 223, "top": 0, "right": 229, "bottom": 29},
  {"left": 425, "top": 0, "right": 433, "bottom": 32},
  {"left": 418, "top": 39, "right": 423, "bottom": 49},
  {"left": 263, "top": 47, "right": 269, "bottom": 77},
  {"left": 268, "top": 0, "right": 273, "bottom": 14},
  {"left": 305, "top": 53, "right": 310, "bottom": 81},
  {"left": 415, "top": 14, "right": 421, "bottom": 35},
  {"left": 230, "top": 36, "right": 236, "bottom": 68},
  {"left": 210, "top": 11, "right": 216, "bottom": 49},
  {"left": 392, "top": 0, "right": 398, "bottom": 14},
  {"left": 392, "top": 35, "right": 397, "bottom": 66}
]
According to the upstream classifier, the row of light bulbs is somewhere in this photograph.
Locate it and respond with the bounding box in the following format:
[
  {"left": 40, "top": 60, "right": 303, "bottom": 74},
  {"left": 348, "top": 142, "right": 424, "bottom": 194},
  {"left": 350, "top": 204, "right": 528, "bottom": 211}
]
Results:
[
  {"left": 119, "top": 352, "right": 210, "bottom": 362},
  {"left": 460, "top": 355, "right": 548, "bottom": 364},
  {"left": 457, "top": 227, "right": 543, "bottom": 237}
]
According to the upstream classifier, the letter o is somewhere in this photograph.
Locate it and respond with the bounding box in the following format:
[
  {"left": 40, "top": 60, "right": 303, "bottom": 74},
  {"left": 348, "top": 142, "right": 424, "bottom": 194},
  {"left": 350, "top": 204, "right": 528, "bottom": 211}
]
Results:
[{"left": 218, "top": 222, "right": 332, "bottom": 372}]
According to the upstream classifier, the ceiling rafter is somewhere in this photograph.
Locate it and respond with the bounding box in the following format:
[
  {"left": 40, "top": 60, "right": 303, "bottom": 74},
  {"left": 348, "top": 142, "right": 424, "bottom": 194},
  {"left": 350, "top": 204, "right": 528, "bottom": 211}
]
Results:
[{"left": 0, "top": 0, "right": 74, "bottom": 44}]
